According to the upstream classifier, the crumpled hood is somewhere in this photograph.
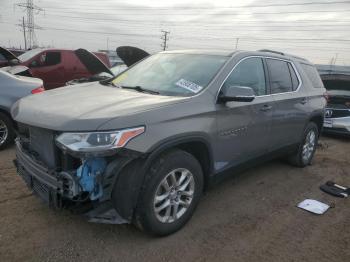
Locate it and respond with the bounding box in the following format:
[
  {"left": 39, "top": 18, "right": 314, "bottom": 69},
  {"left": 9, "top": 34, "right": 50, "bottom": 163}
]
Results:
[{"left": 12, "top": 82, "right": 187, "bottom": 131}]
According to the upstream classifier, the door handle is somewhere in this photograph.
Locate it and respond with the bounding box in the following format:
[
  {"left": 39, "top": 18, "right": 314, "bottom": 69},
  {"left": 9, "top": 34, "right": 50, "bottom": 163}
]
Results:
[{"left": 260, "top": 105, "right": 272, "bottom": 112}]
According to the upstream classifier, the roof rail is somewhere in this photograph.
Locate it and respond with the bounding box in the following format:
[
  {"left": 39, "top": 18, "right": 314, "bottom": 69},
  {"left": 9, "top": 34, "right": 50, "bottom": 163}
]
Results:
[
  {"left": 258, "top": 49, "right": 308, "bottom": 62},
  {"left": 258, "top": 49, "right": 284, "bottom": 55}
]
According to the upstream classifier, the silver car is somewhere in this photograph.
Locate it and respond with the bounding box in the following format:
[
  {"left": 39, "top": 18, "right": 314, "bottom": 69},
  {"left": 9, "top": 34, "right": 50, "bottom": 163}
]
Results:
[
  {"left": 322, "top": 74, "right": 350, "bottom": 135},
  {"left": 0, "top": 70, "right": 44, "bottom": 149}
]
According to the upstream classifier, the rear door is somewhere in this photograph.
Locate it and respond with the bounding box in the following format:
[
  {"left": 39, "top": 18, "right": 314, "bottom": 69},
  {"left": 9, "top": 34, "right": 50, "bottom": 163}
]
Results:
[
  {"left": 215, "top": 57, "right": 273, "bottom": 171},
  {"left": 266, "top": 58, "right": 309, "bottom": 149},
  {"left": 29, "top": 51, "right": 64, "bottom": 89}
]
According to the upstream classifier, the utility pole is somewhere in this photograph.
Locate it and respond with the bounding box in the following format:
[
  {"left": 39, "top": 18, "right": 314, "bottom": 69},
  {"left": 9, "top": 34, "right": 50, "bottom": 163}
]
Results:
[
  {"left": 161, "top": 30, "right": 170, "bottom": 51},
  {"left": 22, "top": 16, "right": 27, "bottom": 50},
  {"left": 235, "top": 38, "right": 239, "bottom": 50},
  {"left": 16, "top": 0, "right": 43, "bottom": 49}
]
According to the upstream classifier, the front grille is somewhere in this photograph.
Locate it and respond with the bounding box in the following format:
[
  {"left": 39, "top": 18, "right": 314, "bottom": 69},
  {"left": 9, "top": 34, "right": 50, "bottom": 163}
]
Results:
[
  {"left": 29, "top": 127, "right": 58, "bottom": 169},
  {"left": 325, "top": 108, "right": 350, "bottom": 118},
  {"left": 18, "top": 124, "right": 58, "bottom": 169}
]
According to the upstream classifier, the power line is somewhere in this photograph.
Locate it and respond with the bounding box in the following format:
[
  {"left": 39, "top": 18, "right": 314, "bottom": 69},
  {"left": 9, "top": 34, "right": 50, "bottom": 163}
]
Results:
[
  {"left": 45, "top": 9, "right": 350, "bottom": 16},
  {"left": 28, "top": 16, "right": 350, "bottom": 31},
  {"left": 3, "top": 21, "right": 350, "bottom": 44},
  {"left": 5, "top": 22, "right": 348, "bottom": 43},
  {"left": 36, "top": 13, "right": 350, "bottom": 25},
  {"left": 40, "top": 1, "right": 350, "bottom": 10}
]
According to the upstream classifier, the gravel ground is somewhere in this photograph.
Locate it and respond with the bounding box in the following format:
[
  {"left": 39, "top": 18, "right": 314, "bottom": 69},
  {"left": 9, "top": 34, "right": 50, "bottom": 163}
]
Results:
[{"left": 0, "top": 136, "right": 349, "bottom": 262}]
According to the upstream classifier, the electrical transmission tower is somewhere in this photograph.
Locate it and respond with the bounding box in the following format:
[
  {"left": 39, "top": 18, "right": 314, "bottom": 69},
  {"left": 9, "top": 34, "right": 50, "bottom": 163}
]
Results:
[
  {"left": 161, "top": 30, "right": 170, "bottom": 51},
  {"left": 16, "top": 0, "right": 43, "bottom": 49}
]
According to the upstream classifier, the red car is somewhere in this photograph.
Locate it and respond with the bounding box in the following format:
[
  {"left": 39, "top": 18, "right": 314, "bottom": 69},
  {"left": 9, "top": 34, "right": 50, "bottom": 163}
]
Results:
[{"left": 0, "top": 48, "right": 111, "bottom": 89}]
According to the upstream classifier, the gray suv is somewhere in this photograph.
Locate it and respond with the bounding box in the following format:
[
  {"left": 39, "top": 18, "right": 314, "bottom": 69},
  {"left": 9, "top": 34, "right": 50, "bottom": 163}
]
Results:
[{"left": 12, "top": 49, "right": 326, "bottom": 236}]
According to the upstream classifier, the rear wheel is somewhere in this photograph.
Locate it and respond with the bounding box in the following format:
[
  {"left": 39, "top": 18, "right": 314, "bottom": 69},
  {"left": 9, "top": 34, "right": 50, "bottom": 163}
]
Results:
[
  {"left": 0, "top": 113, "right": 14, "bottom": 150},
  {"left": 135, "top": 150, "right": 203, "bottom": 236},
  {"left": 288, "top": 122, "right": 319, "bottom": 167}
]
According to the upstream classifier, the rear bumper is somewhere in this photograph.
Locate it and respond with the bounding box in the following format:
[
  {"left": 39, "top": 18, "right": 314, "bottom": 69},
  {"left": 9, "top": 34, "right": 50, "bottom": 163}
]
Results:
[{"left": 323, "top": 116, "right": 350, "bottom": 136}]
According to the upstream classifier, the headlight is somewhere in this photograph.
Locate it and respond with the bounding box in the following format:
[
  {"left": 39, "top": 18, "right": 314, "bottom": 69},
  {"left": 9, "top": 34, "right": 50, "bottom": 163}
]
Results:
[{"left": 56, "top": 126, "right": 145, "bottom": 153}]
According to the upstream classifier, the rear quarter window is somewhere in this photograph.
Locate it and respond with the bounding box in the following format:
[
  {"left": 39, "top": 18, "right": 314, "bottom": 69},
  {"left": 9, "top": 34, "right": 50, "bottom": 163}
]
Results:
[{"left": 301, "top": 63, "right": 324, "bottom": 88}]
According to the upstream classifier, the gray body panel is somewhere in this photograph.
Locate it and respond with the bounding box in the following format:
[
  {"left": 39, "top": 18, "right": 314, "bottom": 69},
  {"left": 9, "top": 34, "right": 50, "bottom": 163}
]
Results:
[
  {"left": 0, "top": 70, "right": 42, "bottom": 114},
  {"left": 13, "top": 50, "right": 326, "bottom": 175}
]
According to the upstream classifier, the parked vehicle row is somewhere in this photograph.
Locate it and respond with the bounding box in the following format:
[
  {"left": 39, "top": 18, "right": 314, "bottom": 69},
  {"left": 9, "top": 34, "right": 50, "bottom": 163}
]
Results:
[
  {"left": 0, "top": 47, "right": 111, "bottom": 89},
  {"left": 0, "top": 70, "right": 44, "bottom": 149},
  {"left": 66, "top": 46, "right": 149, "bottom": 85},
  {"left": 10, "top": 49, "right": 327, "bottom": 235}
]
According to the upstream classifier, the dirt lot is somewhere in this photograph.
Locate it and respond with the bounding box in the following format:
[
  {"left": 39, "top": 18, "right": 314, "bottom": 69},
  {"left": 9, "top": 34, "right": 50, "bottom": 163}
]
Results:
[{"left": 0, "top": 136, "right": 349, "bottom": 262}]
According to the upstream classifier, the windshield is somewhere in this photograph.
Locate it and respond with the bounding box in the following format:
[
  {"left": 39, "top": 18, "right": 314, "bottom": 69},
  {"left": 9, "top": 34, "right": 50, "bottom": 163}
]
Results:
[
  {"left": 18, "top": 49, "right": 43, "bottom": 62},
  {"left": 111, "top": 53, "right": 228, "bottom": 96}
]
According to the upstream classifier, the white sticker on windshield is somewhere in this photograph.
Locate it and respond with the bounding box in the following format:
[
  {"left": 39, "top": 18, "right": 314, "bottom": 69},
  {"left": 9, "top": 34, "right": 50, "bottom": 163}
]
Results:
[{"left": 175, "top": 79, "right": 203, "bottom": 93}]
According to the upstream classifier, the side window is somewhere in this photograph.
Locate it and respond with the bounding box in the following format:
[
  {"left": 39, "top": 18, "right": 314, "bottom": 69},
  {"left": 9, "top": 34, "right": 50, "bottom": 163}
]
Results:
[
  {"left": 301, "top": 63, "right": 324, "bottom": 88},
  {"left": 223, "top": 57, "right": 267, "bottom": 96},
  {"left": 43, "top": 52, "right": 61, "bottom": 66},
  {"left": 288, "top": 63, "right": 299, "bottom": 91},
  {"left": 266, "top": 59, "right": 293, "bottom": 94},
  {"left": 0, "top": 53, "right": 5, "bottom": 61}
]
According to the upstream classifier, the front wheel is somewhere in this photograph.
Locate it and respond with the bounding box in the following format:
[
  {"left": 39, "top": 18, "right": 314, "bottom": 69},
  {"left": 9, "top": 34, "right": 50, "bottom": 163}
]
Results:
[
  {"left": 135, "top": 150, "right": 203, "bottom": 236},
  {"left": 288, "top": 122, "right": 319, "bottom": 167}
]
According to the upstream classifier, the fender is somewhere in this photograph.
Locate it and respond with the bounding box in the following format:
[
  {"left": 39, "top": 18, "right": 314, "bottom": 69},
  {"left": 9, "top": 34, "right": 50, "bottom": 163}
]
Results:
[
  {"left": 145, "top": 132, "right": 214, "bottom": 170},
  {"left": 112, "top": 132, "right": 214, "bottom": 221}
]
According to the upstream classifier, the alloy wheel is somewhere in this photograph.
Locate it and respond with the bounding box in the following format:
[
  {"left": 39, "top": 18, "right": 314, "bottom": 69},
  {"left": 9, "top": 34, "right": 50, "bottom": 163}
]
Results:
[
  {"left": 153, "top": 168, "right": 195, "bottom": 223},
  {"left": 302, "top": 130, "right": 316, "bottom": 163},
  {"left": 0, "top": 120, "right": 8, "bottom": 146}
]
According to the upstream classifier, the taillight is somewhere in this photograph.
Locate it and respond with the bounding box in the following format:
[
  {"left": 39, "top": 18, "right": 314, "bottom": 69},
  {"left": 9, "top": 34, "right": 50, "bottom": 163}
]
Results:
[
  {"left": 323, "top": 91, "right": 330, "bottom": 104},
  {"left": 31, "top": 86, "right": 45, "bottom": 94}
]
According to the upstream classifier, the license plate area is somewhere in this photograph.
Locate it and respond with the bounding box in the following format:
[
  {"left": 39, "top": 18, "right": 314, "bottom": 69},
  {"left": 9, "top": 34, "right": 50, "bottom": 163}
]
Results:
[
  {"left": 323, "top": 119, "right": 333, "bottom": 128},
  {"left": 18, "top": 165, "right": 61, "bottom": 208}
]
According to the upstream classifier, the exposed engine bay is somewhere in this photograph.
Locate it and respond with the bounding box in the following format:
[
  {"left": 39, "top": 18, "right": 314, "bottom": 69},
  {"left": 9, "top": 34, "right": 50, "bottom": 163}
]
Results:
[{"left": 60, "top": 158, "right": 106, "bottom": 201}]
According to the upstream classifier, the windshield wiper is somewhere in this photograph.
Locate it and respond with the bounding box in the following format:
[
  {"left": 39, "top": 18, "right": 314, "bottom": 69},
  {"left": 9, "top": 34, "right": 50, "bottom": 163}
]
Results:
[
  {"left": 100, "top": 80, "right": 121, "bottom": 88},
  {"left": 121, "top": 85, "right": 159, "bottom": 95}
]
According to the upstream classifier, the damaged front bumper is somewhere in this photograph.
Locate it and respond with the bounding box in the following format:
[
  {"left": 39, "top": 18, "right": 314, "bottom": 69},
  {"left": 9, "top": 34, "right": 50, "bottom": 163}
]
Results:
[{"left": 14, "top": 139, "right": 132, "bottom": 224}]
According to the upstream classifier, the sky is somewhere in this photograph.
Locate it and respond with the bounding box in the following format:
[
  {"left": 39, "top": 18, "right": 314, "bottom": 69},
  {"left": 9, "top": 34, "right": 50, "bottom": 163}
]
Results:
[{"left": 0, "top": 0, "right": 350, "bottom": 65}]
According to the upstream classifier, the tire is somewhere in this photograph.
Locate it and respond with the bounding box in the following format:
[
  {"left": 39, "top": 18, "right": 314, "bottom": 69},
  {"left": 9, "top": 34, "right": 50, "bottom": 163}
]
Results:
[
  {"left": 134, "top": 149, "right": 204, "bottom": 236},
  {"left": 288, "top": 122, "right": 319, "bottom": 167},
  {"left": 0, "top": 112, "right": 15, "bottom": 151}
]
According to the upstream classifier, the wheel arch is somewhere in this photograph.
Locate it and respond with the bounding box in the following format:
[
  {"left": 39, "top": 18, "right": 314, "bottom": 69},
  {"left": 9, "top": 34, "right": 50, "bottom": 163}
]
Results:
[
  {"left": 308, "top": 113, "right": 324, "bottom": 136},
  {"left": 144, "top": 134, "right": 214, "bottom": 188},
  {"left": 112, "top": 134, "right": 214, "bottom": 221}
]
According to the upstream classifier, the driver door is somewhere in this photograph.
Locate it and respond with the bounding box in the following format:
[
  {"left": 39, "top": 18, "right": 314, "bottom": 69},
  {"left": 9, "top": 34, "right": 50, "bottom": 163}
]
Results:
[{"left": 215, "top": 57, "right": 274, "bottom": 172}]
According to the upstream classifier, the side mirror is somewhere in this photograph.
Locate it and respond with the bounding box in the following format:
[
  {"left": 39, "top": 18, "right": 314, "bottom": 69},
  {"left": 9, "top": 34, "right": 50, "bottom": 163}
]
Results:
[{"left": 219, "top": 86, "right": 255, "bottom": 103}]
